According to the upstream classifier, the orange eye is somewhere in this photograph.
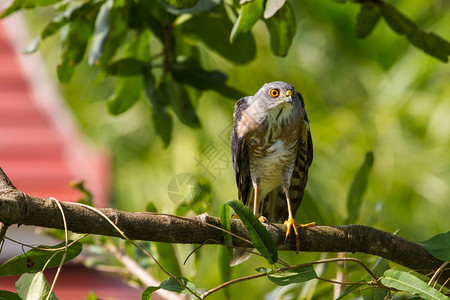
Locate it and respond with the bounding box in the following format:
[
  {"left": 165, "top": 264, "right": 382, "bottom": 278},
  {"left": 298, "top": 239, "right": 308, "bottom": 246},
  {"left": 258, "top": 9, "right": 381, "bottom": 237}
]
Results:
[
  {"left": 292, "top": 90, "right": 296, "bottom": 97},
  {"left": 269, "top": 88, "right": 280, "bottom": 98}
]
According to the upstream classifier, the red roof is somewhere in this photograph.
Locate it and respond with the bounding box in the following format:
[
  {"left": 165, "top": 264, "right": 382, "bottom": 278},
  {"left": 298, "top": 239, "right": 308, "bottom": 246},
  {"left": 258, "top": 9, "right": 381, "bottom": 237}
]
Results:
[
  {"left": 0, "top": 264, "right": 143, "bottom": 299},
  {"left": 0, "top": 20, "right": 109, "bottom": 206},
  {"left": 0, "top": 12, "right": 152, "bottom": 300}
]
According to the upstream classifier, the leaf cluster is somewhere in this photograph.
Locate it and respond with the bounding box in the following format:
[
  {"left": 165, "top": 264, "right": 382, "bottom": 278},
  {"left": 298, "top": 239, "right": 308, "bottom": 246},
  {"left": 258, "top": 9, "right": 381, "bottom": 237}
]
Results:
[{"left": 2, "top": 0, "right": 448, "bottom": 147}]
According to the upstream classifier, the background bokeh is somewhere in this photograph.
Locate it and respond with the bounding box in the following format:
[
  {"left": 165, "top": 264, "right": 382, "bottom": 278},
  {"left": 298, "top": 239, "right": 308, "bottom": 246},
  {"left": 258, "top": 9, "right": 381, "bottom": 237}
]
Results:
[{"left": 22, "top": 0, "right": 450, "bottom": 298}]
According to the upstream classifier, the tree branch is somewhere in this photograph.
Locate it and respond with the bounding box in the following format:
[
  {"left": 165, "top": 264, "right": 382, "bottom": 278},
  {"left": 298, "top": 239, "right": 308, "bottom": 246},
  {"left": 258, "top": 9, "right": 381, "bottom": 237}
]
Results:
[{"left": 0, "top": 167, "right": 448, "bottom": 286}]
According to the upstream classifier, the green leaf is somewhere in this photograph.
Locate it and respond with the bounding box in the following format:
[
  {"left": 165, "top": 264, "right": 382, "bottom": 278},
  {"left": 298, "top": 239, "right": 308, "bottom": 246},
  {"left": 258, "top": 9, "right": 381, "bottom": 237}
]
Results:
[
  {"left": 127, "top": 29, "right": 152, "bottom": 61},
  {"left": 41, "top": 1, "right": 95, "bottom": 40},
  {"left": 407, "top": 31, "right": 450, "bottom": 63},
  {"left": 172, "top": 58, "right": 226, "bottom": 89},
  {"left": 163, "top": 0, "right": 200, "bottom": 9},
  {"left": 104, "top": 58, "right": 146, "bottom": 76},
  {"left": 106, "top": 29, "right": 151, "bottom": 115},
  {"left": 85, "top": 291, "right": 98, "bottom": 300},
  {"left": 267, "top": 265, "right": 317, "bottom": 286},
  {"left": 91, "top": 0, "right": 129, "bottom": 67},
  {"left": 362, "top": 287, "right": 387, "bottom": 300},
  {"left": 0, "top": 290, "right": 21, "bottom": 300},
  {"left": 159, "top": 277, "right": 196, "bottom": 295},
  {"left": 346, "top": 151, "right": 374, "bottom": 224},
  {"left": 255, "top": 266, "right": 272, "bottom": 273},
  {"left": 378, "top": 2, "right": 415, "bottom": 35},
  {"left": 145, "top": 202, "right": 158, "bottom": 212},
  {"left": 378, "top": 2, "right": 450, "bottom": 62},
  {"left": 56, "top": 59, "right": 74, "bottom": 83},
  {"left": 255, "top": 267, "right": 273, "bottom": 273},
  {"left": 162, "top": 80, "right": 201, "bottom": 128},
  {"left": 381, "top": 270, "right": 448, "bottom": 300},
  {"left": 71, "top": 180, "right": 94, "bottom": 206},
  {"left": 337, "top": 257, "right": 390, "bottom": 300},
  {"left": 418, "top": 231, "right": 450, "bottom": 261},
  {"left": 15, "top": 272, "right": 58, "bottom": 300},
  {"left": 89, "top": 0, "right": 113, "bottom": 66},
  {"left": 219, "top": 204, "right": 233, "bottom": 258},
  {"left": 24, "top": 36, "right": 41, "bottom": 54},
  {"left": 355, "top": 2, "right": 381, "bottom": 38},
  {"left": 174, "top": 175, "right": 212, "bottom": 215},
  {"left": 143, "top": 71, "right": 173, "bottom": 146},
  {"left": 256, "top": 266, "right": 317, "bottom": 286},
  {"left": 336, "top": 282, "right": 363, "bottom": 300},
  {"left": 264, "top": 0, "right": 286, "bottom": 19},
  {"left": 264, "top": 2, "right": 296, "bottom": 57},
  {"left": 218, "top": 247, "right": 232, "bottom": 298},
  {"left": 106, "top": 75, "right": 143, "bottom": 115},
  {"left": 0, "top": 0, "right": 61, "bottom": 18},
  {"left": 230, "top": 0, "right": 265, "bottom": 43},
  {"left": 159, "top": 0, "right": 220, "bottom": 15},
  {"left": 226, "top": 199, "right": 278, "bottom": 265},
  {"left": 0, "top": 241, "right": 82, "bottom": 276},
  {"left": 141, "top": 287, "right": 160, "bottom": 300},
  {"left": 171, "top": 57, "right": 244, "bottom": 99},
  {"left": 372, "top": 257, "right": 391, "bottom": 278},
  {"left": 179, "top": 7, "right": 256, "bottom": 64},
  {"left": 57, "top": 17, "right": 95, "bottom": 83},
  {"left": 362, "top": 258, "right": 390, "bottom": 300},
  {"left": 130, "top": 0, "right": 176, "bottom": 40}
]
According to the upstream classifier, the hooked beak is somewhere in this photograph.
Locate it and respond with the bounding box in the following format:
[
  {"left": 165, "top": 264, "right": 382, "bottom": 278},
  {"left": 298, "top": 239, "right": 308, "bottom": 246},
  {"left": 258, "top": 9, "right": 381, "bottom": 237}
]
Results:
[{"left": 284, "top": 89, "right": 294, "bottom": 105}]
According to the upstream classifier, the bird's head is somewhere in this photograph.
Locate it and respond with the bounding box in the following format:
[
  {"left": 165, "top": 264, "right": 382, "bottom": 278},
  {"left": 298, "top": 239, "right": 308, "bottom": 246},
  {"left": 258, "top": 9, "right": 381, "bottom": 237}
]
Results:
[{"left": 251, "top": 81, "right": 302, "bottom": 116}]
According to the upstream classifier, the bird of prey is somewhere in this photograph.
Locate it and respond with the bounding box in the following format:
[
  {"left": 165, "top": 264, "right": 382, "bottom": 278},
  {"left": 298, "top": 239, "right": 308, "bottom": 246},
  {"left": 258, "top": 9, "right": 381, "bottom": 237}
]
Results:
[{"left": 231, "top": 81, "right": 315, "bottom": 258}]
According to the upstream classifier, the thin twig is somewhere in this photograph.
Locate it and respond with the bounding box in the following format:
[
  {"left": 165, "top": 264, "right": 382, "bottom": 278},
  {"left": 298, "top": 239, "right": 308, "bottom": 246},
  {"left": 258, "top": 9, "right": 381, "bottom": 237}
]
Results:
[
  {"left": 47, "top": 198, "right": 69, "bottom": 300},
  {"left": 103, "top": 242, "right": 186, "bottom": 300},
  {"left": 172, "top": 214, "right": 254, "bottom": 246},
  {"left": 4, "top": 234, "right": 89, "bottom": 252},
  {"left": 440, "top": 277, "right": 450, "bottom": 292},
  {"left": 316, "top": 277, "right": 372, "bottom": 286},
  {"left": 183, "top": 240, "right": 215, "bottom": 266},
  {"left": 0, "top": 222, "right": 8, "bottom": 254},
  {"left": 428, "top": 261, "right": 449, "bottom": 287},
  {"left": 288, "top": 257, "right": 379, "bottom": 282},
  {"left": 73, "top": 203, "right": 201, "bottom": 299},
  {"left": 201, "top": 256, "right": 380, "bottom": 299},
  {"left": 200, "top": 271, "right": 268, "bottom": 298}
]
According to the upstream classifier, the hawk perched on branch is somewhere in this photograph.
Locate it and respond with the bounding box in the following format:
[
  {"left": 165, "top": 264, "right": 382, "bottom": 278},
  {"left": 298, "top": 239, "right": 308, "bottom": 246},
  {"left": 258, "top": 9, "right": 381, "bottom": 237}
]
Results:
[{"left": 231, "top": 81, "right": 315, "bottom": 259}]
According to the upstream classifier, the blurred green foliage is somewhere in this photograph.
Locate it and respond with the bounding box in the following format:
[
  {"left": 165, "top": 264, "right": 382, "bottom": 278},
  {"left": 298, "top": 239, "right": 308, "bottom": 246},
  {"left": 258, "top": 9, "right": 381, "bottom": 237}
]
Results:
[{"left": 4, "top": 0, "right": 450, "bottom": 298}]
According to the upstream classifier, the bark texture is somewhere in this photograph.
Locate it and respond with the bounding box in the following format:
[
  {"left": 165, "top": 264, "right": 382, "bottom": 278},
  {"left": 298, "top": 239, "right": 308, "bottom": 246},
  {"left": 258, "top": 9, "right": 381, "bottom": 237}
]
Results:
[{"left": 0, "top": 167, "right": 447, "bottom": 286}]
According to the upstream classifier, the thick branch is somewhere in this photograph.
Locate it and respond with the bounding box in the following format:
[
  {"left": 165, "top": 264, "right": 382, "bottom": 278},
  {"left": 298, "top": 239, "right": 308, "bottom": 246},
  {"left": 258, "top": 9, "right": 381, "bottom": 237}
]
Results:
[{"left": 0, "top": 168, "right": 447, "bottom": 285}]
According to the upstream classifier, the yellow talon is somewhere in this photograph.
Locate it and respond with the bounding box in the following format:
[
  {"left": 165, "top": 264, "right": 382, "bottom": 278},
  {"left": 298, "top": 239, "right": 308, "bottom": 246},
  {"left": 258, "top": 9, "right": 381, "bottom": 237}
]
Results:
[
  {"left": 258, "top": 216, "right": 268, "bottom": 223},
  {"left": 284, "top": 218, "right": 316, "bottom": 253}
]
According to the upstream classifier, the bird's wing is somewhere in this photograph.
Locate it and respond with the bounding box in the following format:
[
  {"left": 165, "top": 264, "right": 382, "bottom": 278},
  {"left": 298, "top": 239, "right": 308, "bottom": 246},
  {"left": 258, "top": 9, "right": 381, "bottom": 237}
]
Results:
[
  {"left": 289, "top": 118, "right": 313, "bottom": 207},
  {"left": 289, "top": 119, "right": 313, "bottom": 216},
  {"left": 231, "top": 96, "right": 253, "bottom": 206}
]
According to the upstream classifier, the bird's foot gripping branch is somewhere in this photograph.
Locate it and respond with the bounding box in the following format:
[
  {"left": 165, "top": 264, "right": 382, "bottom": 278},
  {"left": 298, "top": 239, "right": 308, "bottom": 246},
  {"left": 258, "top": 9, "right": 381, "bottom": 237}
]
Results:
[{"left": 0, "top": 167, "right": 448, "bottom": 299}]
